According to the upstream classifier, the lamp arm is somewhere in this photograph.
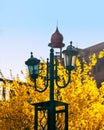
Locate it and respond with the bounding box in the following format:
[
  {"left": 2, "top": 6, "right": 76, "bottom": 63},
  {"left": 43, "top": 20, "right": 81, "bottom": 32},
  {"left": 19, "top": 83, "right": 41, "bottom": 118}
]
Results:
[
  {"left": 34, "top": 79, "right": 48, "bottom": 92},
  {"left": 56, "top": 70, "right": 71, "bottom": 88},
  {"left": 55, "top": 59, "right": 71, "bottom": 88},
  {"left": 34, "top": 59, "right": 49, "bottom": 93}
]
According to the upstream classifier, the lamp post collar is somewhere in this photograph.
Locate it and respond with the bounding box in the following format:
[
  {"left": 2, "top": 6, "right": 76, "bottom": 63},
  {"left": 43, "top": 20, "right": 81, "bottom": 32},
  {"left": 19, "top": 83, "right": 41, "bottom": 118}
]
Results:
[{"left": 50, "top": 48, "right": 54, "bottom": 53}]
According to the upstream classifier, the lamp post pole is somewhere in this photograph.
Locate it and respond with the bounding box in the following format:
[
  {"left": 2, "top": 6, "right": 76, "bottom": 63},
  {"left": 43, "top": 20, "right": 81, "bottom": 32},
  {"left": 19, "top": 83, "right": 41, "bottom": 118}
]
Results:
[
  {"left": 50, "top": 48, "right": 54, "bottom": 101},
  {"left": 48, "top": 48, "right": 56, "bottom": 130}
]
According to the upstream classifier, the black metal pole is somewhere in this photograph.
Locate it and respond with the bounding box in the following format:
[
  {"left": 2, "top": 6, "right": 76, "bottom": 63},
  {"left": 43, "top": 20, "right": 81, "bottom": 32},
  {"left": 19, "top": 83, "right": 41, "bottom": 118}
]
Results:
[
  {"left": 49, "top": 48, "right": 56, "bottom": 130},
  {"left": 50, "top": 48, "right": 54, "bottom": 101}
]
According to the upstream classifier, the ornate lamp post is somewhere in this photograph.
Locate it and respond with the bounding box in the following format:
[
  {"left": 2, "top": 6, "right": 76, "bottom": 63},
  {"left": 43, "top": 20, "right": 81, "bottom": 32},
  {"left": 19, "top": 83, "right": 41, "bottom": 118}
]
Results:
[{"left": 25, "top": 41, "right": 78, "bottom": 130}]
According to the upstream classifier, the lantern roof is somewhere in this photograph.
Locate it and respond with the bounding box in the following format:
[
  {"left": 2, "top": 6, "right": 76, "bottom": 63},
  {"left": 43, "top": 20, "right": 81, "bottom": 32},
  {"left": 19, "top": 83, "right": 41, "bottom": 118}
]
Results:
[
  {"left": 48, "top": 27, "right": 65, "bottom": 48},
  {"left": 63, "top": 41, "right": 78, "bottom": 55},
  {"left": 25, "top": 52, "right": 40, "bottom": 66}
]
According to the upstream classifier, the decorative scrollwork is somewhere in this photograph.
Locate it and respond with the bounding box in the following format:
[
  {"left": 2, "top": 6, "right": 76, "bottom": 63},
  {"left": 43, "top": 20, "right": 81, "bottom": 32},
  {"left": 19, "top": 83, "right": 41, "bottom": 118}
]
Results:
[{"left": 39, "top": 110, "right": 48, "bottom": 130}]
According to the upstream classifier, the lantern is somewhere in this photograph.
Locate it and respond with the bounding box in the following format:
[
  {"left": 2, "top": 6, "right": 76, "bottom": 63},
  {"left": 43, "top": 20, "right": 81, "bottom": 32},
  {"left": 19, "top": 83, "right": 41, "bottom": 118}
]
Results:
[
  {"left": 63, "top": 41, "right": 78, "bottom": 70},
  {"left": 25, "top": 52, "right": 40, "bottom": 80}
]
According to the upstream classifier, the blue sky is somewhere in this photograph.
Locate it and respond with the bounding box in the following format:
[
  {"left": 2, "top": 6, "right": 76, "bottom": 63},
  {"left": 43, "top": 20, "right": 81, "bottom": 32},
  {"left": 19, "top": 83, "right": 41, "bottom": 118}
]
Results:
[{"left": 0, "top": 0, "right": 104, "bottom": 79}]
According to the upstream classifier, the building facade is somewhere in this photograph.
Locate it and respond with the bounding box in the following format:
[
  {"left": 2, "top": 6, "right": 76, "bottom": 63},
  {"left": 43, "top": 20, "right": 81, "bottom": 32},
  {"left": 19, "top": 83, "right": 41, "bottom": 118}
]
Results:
[{"left": 78, "top": 42, "right": 104, "bottom": 87}]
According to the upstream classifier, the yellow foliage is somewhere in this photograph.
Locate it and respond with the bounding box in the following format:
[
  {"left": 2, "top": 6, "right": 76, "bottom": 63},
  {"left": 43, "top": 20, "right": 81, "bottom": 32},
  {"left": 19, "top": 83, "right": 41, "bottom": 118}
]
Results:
[
  {"left": 1, "top": 50, "right": 104, "bottom": 129},
  {"left": 98, "top": 49, "right": 104, "bottom": 59}
]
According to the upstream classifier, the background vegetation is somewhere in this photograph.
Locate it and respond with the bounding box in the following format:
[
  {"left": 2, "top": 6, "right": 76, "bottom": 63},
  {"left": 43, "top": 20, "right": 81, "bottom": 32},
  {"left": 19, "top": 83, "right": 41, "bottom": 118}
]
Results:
[{"left": 1, "top": 50, "right": 104, "bottom": 129}]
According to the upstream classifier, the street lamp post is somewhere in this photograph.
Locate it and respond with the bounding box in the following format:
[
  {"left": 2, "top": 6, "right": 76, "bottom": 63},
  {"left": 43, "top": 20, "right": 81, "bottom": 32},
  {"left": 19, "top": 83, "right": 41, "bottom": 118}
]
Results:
[{"left": 25, "top": 41, "right": 78, "bottom": 130}]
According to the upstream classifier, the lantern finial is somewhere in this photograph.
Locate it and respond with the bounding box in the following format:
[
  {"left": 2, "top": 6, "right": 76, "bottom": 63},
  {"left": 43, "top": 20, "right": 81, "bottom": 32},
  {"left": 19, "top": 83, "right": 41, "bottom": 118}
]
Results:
[
  {"left": 31, "top": 52, "right": 33, "bottom": 58},
  {"left": 70, "top": 41, "right": 72, "bottom": 45}
]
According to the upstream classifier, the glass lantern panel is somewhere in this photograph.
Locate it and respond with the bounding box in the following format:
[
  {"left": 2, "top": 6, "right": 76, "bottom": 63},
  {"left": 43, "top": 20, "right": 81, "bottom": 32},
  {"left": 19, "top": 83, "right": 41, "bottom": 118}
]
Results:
[
  {"left": 33, "top": 64, "right": 38, "bottom": 75},
  {"left": 64, "top": 54, "right": 72, "bottom": 67},
  {"left": 64, "top": 54, "right": 68, "bottom": 67},
  {"left": 28, "top": 66, "right": 34, "bottom": 75},
  {"left": 72, "top": 55, "right": 76, "bottom": 67}
]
